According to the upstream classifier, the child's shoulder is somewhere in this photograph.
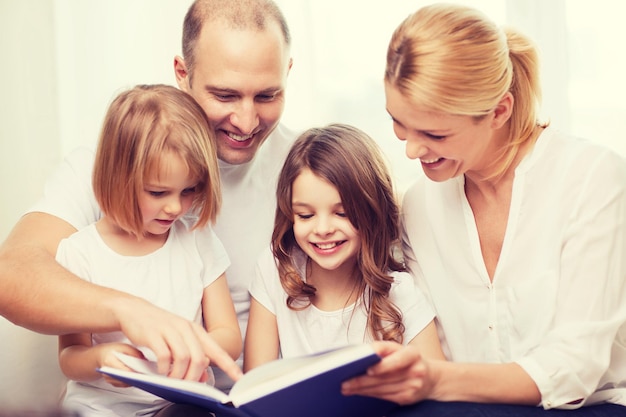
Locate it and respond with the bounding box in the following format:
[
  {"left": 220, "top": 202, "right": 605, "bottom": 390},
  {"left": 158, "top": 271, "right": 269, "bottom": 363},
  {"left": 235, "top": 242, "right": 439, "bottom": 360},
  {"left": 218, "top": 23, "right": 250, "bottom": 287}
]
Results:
[
  {"left": 60, "top": 222, "right": 99, "bottom": 247},
  {"left": 388, "top": 270, "right": 416, "bottom": 289}
]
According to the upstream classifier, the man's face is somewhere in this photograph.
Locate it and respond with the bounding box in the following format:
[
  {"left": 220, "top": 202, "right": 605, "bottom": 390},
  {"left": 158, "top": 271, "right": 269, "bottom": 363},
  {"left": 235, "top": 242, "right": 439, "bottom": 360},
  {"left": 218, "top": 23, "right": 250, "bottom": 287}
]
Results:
[{"left": 176, "top": 21, "right": 292, "bottom": 165}]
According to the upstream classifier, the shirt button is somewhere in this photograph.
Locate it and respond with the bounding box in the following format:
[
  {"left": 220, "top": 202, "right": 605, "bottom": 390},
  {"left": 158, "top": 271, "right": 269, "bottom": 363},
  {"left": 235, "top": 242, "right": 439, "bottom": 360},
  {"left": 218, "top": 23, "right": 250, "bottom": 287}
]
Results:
[
  {"left": 545, "top": 401, "right": 552, "bottom": 408},
  {"left": 488, "top": 324, "right": 494, "bottom": 330}
]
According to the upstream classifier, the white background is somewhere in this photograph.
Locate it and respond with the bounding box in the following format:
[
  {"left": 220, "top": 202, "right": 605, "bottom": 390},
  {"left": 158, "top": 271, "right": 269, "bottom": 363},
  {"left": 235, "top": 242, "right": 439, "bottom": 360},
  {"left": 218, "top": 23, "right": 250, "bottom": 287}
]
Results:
[{"left": 1, "top": 0, "right": 625, "bottom": 410}]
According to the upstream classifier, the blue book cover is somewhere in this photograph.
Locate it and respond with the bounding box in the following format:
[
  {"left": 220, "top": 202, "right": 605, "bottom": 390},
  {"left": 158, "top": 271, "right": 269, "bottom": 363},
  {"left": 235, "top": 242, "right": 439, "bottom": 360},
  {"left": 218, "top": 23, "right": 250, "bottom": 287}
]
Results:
[{"left": 99, "top": 344, "right": 398, "bottom": 417}]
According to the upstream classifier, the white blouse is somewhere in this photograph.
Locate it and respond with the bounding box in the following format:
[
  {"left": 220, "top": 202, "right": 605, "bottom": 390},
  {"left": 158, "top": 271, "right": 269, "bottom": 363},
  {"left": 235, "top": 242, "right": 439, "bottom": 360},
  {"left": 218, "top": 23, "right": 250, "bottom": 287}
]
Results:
[{"left": 401, "top": 127, "right": 626, "bottom": 409}]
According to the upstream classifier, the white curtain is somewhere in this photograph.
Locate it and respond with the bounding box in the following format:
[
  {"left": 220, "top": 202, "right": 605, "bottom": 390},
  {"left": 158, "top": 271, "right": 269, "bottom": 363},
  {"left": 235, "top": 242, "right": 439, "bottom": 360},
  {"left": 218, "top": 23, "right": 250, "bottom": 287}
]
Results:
[{"left": 1, "top": 0, "right": 624, "bottom": 410}]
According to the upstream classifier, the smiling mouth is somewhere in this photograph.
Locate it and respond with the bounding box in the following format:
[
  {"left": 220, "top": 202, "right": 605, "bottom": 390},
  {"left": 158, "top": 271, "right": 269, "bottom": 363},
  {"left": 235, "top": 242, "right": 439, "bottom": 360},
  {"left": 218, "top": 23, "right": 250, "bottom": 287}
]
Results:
[
  {"left": 313, "top": 241, "right": 345, "bottom": 250},
  {"left": 226, "top": 131, "right": 254, "bottom": 142},
  {"left": 420, "top": 157, "right": 442, "bottom": 164}
]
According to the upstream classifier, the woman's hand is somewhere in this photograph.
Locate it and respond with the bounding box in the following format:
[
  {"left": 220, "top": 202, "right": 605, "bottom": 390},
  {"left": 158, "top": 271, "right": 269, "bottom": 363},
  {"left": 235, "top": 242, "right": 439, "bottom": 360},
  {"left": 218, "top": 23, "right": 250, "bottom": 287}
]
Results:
[{"left": 341, "top": 341, "right": 436, "bottom": 405}]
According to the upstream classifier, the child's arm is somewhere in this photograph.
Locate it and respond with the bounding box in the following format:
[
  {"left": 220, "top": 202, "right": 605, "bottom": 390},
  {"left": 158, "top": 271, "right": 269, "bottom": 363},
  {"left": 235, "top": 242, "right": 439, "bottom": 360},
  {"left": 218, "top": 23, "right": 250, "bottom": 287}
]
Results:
[
  {"left": 58, "top": 333, "right": 145, "bottom": 386},
  {"left": 202, "top": 273, "right": 242, "bottom": 361},
  {"left": 243, "top": 296, "right": 280, "bottom": 372},
  {"left": 407, "top": 320, "right": 446, "bottom": 360}
]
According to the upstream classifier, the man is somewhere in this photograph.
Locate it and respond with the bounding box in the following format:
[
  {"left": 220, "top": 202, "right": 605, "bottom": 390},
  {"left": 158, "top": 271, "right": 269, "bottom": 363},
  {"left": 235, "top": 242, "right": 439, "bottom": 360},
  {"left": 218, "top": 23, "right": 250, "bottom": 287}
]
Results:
[
  {"left": 174, "top": 0, "right": 295, "bottom": 389},
  {"left": 0, "top": 0, "right": 295, "bottom": 387}
]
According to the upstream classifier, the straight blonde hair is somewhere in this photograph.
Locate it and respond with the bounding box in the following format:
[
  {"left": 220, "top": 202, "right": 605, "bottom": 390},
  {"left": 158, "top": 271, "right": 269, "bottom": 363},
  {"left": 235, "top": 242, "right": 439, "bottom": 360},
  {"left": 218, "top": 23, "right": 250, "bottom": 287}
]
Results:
[
  {"left": 93, "top": 84, "right": 221, "bottom": 237},
  {"left": 385, "top": 4, "right": 548, "bottom": 178}
]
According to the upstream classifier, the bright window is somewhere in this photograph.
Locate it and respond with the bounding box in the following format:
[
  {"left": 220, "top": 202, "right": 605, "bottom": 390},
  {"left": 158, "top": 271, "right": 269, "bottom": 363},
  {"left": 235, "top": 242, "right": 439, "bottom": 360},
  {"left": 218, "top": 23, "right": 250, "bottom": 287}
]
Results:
[{"left": 276, "top": 0, "right": 626, "bottom": 190}]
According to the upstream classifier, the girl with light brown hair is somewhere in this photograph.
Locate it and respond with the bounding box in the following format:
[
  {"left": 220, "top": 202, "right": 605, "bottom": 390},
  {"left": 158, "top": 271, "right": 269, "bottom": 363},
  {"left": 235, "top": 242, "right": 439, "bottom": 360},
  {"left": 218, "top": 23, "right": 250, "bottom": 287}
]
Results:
[{"left": 56, "top": 84, "right": 241, "bottom": 417}]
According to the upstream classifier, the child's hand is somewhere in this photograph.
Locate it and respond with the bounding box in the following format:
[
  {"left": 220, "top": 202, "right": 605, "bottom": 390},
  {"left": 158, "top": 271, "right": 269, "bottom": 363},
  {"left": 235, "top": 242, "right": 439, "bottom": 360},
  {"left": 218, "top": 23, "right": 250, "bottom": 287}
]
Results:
[
  {"left": 96, "top": 343, "right": 146, "bottom": 388},
  {"left": 97, "top": 343, "right": 212, "bottom": 386}
]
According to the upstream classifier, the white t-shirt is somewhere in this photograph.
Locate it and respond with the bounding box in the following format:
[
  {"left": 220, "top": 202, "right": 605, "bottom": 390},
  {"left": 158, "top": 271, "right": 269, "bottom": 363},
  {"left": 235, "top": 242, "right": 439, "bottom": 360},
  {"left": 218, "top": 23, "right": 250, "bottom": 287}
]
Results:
[
  {"left": 29, "top": 123, "right": 299, "bottom": 389},
  {"left": 211, "top": 124, "right": 298, "bottom": 337},
  {"left": 401, "top": 127, "right": 626, "bottom": 409},
  {"left": 55, "top": 219, "right": 230, "bottom": 417},
  {"left": 249, "top": 248, "right": 435, "bottom": 358}
]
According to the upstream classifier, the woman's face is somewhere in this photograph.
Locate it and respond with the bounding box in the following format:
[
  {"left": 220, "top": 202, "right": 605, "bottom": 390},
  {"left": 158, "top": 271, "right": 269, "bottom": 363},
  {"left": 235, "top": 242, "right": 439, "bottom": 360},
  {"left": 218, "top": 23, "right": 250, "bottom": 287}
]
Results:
[{"left": 384, "top": 82, "right": 502, "bottom": 182}]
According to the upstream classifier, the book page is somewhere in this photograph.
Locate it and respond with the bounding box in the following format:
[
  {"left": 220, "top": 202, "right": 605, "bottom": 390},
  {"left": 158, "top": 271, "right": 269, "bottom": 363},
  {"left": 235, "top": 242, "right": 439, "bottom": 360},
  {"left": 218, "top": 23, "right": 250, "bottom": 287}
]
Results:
[
  {"left": 114, "top": 351, "right": 216, "bottom": 387},
  {"left": 114, "top": 352, "right": 160, "bottom": 374},
  {"left": 229, "top": 344, "right": 375, "bottom": 405},
  {"left": 104, "top": 353, "right": 230, "bottom": 403},
  {"left": 99, "top": 366, "right": 230, "bottom": 402}
]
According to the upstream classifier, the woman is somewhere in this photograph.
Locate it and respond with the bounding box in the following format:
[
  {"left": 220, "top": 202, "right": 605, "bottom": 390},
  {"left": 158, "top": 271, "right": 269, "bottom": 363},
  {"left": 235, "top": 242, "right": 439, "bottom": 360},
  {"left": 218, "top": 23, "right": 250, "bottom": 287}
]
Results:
[{"left": 341, "top": 4, "right": 626, "bottom": 416}]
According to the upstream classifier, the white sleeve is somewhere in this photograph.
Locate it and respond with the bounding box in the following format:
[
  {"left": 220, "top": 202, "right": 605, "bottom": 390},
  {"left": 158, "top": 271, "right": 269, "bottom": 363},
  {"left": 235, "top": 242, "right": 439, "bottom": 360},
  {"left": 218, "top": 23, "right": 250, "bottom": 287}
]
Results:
[
  {"left": 249, "top": 248, "right": 281, "bottom": 315},
  {"left": 516, "top": 151, "right": 626, "bottom": 409},
  {"left": 54, "top": 229, "right": 93, "bottom": 282},
  {"left": 390, "top": 271, "right": 436, "bottom": 345},
  {"left": 192, "top": 224, "right": 231, "bottom": 288},
  {"left": 27, "top": 146, "right": 101, "bottom": 230}
]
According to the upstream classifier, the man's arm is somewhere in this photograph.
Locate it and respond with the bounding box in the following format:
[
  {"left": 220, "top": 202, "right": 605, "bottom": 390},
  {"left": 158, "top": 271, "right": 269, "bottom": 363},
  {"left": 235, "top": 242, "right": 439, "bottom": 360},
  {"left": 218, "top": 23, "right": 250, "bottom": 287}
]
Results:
[
  {"left": 0, "top": 212, "right": 118, "bottom": 332},
  {"left": 0, "top": 212, "right": 242, "bottom": 382}
]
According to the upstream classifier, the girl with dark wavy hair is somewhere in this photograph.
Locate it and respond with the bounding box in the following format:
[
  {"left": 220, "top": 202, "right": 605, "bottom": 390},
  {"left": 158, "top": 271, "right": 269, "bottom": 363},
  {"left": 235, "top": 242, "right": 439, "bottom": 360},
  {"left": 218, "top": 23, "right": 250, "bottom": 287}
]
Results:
[{"left": 244, "top": 123, "right": 444, "bottom": 371}]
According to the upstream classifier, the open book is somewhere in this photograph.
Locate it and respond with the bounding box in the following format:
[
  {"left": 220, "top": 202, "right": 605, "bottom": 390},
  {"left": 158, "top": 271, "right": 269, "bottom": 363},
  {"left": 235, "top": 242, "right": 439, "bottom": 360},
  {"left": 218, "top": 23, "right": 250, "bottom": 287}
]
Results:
[{"left": 99, "top": 344, "right": 397, "bottom": 417}]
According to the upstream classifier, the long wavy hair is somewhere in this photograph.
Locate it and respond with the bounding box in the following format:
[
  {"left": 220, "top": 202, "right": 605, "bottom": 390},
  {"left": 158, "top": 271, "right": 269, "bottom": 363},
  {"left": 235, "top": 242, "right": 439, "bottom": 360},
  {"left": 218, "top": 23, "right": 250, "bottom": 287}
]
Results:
[{"left": 272, "top": 124, "right": 405, "bottom": 342}]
